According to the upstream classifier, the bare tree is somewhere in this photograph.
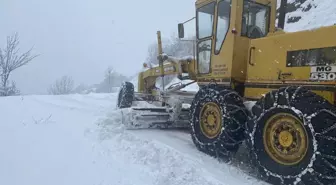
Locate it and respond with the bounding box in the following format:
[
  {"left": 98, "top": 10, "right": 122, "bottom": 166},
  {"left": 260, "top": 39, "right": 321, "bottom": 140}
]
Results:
[
  {"left": 143, "top": 33, "right": 195, "bottom": 88},
  {"left": 145, "top": 37, "right": 173, "bottom": 65},
  {"left": 95, "top": 67, "right": 128, "bottom": 93},
  {"left": 145, "top": 33, "right": 195, "bottom": 65},
  {"left": 48, "top": 76, "right": 75, "bottom": 95},
  {"left": 105, "top": 66, "right": 113, "bottom": 92},
  {"left": 0, "top": 32, "right": 38, "bottom": 96}
]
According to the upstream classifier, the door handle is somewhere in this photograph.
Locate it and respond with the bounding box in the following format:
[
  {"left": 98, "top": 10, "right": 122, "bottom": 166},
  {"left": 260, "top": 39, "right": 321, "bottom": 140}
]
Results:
[{"left": 249, "top": 46, "right": 255, "bottom": 66}]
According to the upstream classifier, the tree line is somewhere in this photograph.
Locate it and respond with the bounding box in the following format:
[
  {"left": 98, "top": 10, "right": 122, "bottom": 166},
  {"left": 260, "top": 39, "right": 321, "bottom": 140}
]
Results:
[{"left": 0, "top": 32, "right": 194, "bottom": 96}]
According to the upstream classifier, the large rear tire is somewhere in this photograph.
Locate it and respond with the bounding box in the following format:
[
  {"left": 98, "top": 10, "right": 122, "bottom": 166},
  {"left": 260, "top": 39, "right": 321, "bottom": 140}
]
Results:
[
  {"left": 247, "top": 86, "right": 336, "bottom": 185},
  {"left": 189, "top": 85, "right": 248, "bottom": 160},
  {"left": 117, "top": 81, "right": 134, "bottom": 109}
]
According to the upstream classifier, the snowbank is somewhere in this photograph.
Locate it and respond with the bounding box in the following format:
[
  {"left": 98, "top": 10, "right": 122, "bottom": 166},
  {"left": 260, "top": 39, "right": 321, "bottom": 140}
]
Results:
[
  {"left": 0, "top": 93, "right": 117, "bottom": 185},
  {"left": 0, "top": 93, "right": 267, "bottom": 185},
  {"left": 95, "top": 103, "right": 268, "bottom": 185}
]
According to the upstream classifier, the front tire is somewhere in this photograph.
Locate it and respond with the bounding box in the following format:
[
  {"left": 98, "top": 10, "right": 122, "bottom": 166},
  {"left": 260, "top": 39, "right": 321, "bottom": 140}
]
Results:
[
  {"left": 247, "top": 86, "right": 336, "bottom": 185},
  {"left": 189, "top": 85, "right": 248, "bottom": 160},
  {"left": 117, "top": 81, "right": 134, "bottom": 109}
]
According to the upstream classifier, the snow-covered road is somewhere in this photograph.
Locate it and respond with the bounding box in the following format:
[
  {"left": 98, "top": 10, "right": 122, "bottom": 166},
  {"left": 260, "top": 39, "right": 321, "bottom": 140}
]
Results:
[{"left": 0, "top": 93, "right": 268, "bottom": 185}]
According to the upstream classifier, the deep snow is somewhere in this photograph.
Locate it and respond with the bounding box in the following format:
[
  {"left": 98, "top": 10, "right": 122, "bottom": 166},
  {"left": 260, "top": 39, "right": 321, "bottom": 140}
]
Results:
[
  {"left": 4, "top": 1, "right": 336, "bottom": 185},
  {"left": 0, "top": 93, "right": 267, "bottom": 185},
  {"left": 284, "top": 0, "right": 336, "bottom": 32}
]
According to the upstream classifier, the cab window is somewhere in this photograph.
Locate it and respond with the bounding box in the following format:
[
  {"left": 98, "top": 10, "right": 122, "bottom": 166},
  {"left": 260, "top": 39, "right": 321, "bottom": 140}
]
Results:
[
  {"left": 197, "top": 2, "right": 215, "bottom": 39},
  {"left": 215, "top": 0, "right": 231, "bottom": 54},
  {"left": 241, "top": 0, "right": 270, "bottom": 39},
  {"left": 287, "top": 47, "right": 336, "bottom": 67},
  {"left": 197, "top": 2, "right": 215, "bottom": 74}
]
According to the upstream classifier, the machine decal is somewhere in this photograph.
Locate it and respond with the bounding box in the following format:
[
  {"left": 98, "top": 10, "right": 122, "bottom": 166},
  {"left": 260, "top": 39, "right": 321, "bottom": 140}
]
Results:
[
  {"left": 310, "top": 66, "right": 336, "bottom": 81},
  {"left": 213, "top": 64, "right": 228, "bottom": 75}
]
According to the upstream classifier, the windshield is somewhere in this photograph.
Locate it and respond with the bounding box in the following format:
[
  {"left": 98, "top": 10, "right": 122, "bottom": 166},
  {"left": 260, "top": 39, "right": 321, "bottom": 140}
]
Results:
[
  {"left": 241, "top": 1, "right": 270, "bottom": 38},
  {"left": 197, "top": 2, "right": 215, "bottom": 39}
]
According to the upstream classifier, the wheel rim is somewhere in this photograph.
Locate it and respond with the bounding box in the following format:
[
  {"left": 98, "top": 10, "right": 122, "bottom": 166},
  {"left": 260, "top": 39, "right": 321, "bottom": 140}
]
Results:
[
  {"left": 199, "top": 102, "right": 222, "bottom": 139},
  {"left": 263, "top": 112, "right": 309, "bottom": 166}
]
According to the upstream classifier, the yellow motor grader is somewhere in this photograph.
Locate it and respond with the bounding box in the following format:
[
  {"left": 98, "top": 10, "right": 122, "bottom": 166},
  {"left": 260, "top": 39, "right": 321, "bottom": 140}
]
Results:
[{"left": 117, "top": 0, "right": 336, "bottom": 184}]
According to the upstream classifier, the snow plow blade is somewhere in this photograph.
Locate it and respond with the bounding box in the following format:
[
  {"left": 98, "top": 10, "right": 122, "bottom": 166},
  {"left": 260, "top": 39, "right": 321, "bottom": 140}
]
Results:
[
  {"left": 120, "top": 107, "right": 190, "bottom": 129},
  {"left": 117, "top": 79, "right": 196, "bottom": 130}
]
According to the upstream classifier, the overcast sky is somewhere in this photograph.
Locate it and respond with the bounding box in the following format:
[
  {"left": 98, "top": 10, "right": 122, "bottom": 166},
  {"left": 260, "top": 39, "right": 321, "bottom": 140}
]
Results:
[{"left": 0, "top": 0, "right": 195, "bottom": 94}]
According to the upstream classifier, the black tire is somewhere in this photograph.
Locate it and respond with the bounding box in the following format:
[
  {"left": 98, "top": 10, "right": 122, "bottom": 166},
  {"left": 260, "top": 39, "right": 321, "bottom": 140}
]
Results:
[
  {"left": 246, "top": 86, "right": 336, "bottom": 185},
  {"left": 117, "top": 81, "right": 134, "bottom": 109},
  {"left": 189, "top": 85, "right": 248, "bottom": 160}
]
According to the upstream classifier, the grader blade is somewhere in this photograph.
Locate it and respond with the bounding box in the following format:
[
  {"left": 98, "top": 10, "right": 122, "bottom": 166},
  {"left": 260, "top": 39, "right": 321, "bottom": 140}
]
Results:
[
  {"left": 120, "top": 106, "right": 190, "bottom": 130},
  {"left": 117, "top": 78, "right": 196, "bottom": 130}
]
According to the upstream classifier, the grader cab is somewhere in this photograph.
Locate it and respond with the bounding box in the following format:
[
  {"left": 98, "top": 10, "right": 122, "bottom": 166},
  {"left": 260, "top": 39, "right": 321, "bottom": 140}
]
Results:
[{"left": 117, "top": 0, "right": 336, "bottom": 184}]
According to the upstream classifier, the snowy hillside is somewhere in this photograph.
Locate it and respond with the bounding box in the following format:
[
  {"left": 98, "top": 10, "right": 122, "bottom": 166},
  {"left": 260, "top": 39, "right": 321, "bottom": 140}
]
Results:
[
  {"left": 0, "top": 93, "right": 267, "bottom": 185},
  {"left": 283, "top": 0, "right": 336, "bottom": 32}
]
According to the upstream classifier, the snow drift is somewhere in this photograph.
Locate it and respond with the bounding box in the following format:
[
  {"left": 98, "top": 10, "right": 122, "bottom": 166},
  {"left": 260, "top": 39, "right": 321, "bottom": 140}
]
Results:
[{"left": 0, "top": 93, "right": 267, "bottom": 185}]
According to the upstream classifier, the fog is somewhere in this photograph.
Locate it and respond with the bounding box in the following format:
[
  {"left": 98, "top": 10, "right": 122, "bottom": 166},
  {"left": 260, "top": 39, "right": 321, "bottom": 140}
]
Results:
[{"left": 0, "top": 0, "right": 195, "bottom": 94}]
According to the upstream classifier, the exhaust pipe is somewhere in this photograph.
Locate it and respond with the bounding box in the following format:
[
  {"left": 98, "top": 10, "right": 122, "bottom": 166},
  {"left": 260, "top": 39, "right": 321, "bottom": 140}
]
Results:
[{"left": 278, "top": 0, "right": 288, "bottom": 29}]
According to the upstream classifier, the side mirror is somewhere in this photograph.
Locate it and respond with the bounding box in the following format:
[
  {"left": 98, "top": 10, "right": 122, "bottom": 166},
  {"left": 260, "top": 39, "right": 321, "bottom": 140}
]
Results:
[{"left": 178, "top": 23, "right": 184, "bottom": 38}]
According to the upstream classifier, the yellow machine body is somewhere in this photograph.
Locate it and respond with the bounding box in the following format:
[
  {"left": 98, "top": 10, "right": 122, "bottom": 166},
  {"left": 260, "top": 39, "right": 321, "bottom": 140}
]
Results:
[
  {"left": 192, "top": 0, "right": 336, "bottom": 104},
  {"left": 138, "top": 0, "right": 336, "bottom": 104},
  {"left": 127, "top": 2, "right": 336, "bottom": 184},
  {"left": 137, "top": 57, "right": 196, "bottom": 94}
]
